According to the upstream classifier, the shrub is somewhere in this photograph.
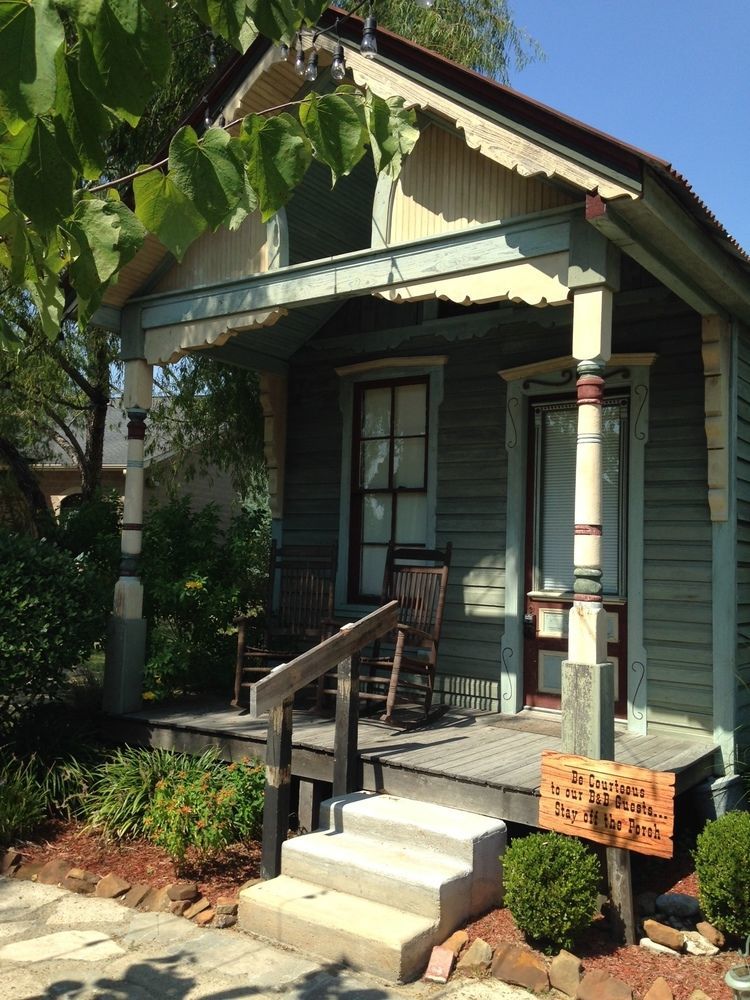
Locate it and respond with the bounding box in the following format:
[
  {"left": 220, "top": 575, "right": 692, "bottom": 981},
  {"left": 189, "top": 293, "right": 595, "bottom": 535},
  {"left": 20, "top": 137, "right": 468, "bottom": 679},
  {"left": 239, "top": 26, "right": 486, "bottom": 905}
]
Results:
[
  {"left": 224, "top": 756, "right": 266, "bottom": 841},
  {"left": 503, "top": 831, "right": 601, "bottom": 952},
  {"left": 0, "top": 532, "right": 102, "bottom": 737},
  {"left": 695, "top": 811, "right": 750, "bottom": 937},
  {"left": 0, "top": 755, "right": 46, "bottom": 846},
  {"left": 140, "top": 497, "right": 269, "bottom": 697}
]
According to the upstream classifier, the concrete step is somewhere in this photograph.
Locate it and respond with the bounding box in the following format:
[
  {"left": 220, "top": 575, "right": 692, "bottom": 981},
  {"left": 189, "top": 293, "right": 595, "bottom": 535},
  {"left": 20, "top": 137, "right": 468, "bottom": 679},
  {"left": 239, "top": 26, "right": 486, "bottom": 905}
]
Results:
[
  {"left": 318, "top": 791, "right": 507, "bottom": 913},
  {"left": 238, "top": 874, "right": 438, "bottom": 983},
  {"left": 281, "top": 829, "right": 471, "bottom": 928}
]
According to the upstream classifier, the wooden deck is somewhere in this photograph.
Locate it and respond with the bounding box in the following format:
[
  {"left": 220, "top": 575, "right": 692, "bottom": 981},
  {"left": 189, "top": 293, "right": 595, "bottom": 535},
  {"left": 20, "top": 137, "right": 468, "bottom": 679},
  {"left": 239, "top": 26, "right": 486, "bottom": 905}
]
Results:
[{"left": 109, "top": 700, "right": 719, "bottom": 828}]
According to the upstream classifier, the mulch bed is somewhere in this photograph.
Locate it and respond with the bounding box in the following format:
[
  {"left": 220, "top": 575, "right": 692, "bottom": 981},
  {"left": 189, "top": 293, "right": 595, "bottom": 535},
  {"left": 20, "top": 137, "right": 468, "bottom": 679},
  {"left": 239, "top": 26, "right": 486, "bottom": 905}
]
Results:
[{"left": 12, "top": 820, "right": 742, "bottom": 999}]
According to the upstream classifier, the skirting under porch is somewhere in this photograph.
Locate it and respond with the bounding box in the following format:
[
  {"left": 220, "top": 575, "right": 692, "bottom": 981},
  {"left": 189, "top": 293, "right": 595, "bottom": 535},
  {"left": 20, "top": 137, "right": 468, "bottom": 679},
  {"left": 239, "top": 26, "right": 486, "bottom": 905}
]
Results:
[{"left": 105, "top": 702, "right": 719, "bottom": 830}]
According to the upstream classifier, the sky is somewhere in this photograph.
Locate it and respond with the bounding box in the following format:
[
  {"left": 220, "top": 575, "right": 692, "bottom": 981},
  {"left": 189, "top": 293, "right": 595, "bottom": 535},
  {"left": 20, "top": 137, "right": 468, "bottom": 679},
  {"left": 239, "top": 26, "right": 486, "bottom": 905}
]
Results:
[{"left": 507, "top": 2, "right": 750, "bottom": 252}]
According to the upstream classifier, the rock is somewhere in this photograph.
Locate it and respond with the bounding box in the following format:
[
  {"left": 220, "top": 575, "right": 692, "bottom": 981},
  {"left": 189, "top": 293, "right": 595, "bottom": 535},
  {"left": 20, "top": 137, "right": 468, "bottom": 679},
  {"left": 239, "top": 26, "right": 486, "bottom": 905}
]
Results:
[
  {"left": 121, "top": 884, "right": 151, "bottom": 909},
  {"left": 638, "top": 891, "right": 659, "bottom": 917},
  {"left": 655, "top": 893, "right": 700, "bottom": 919},
  {"left": 644, "top": 977, "right": 674, "bottom": 1000},
  {"left": 1, "top": 850, "right": 22, "bottom": 874},
  {"left": 640, "top": 938, "right": 682, "bottom": 956},
  {"left": 456, "top": 938, "right": 493, "bottom": 974},
  {"left": 441, "top": 930, "right": 468, "bottom": 956},
  {"left": 63, "top": 869, "right": 99, "bottom": 894},
  {"left": 683, "top": 931, "right": 719, "bottom": 957},
  {"left": 696, "top": 921, "right": 725, "bottom": 948},
  {"left": 37, "top": 859, "right": 74, "bottom": 886},
  {"left": 215, "top": 897, "right": 239, "bottom": 916},
  {"left": 95, "top": 873, "right": 131, "bottom": 899},
  {"left": 423, "top": 945, "right": 455, "bottom": 983},
  {"left": 184, "top": 896, "right": 211, "bottom": 920},
  {"left": 14, "top": 863, "right": 44, "bottom": 881},
  {"left": 576, "top": 969, "right": 633, "bottom": 1000},
  {"left": 643, "top": 919, "right": 684, "bottom": 953},
  {"left": 194, "top": 909, "right": 215, "bottom": 927},
  {"left": 213, "top": 913, "right": 237, "bottom": 929},
  {"left": 141, "top": 887, "right": 171, "bottom": 913},
  {"left": 550, "top": 950, "right": 583, "bottom": 997},
  {"left": 492, "top": 944, "right": 549, "bottom": 994},
  {"left": 170, "top": 900, "right": 192, "bottom": 916},
  {"left": 167, "top": 881, "right": 198, "bottom": 901}
]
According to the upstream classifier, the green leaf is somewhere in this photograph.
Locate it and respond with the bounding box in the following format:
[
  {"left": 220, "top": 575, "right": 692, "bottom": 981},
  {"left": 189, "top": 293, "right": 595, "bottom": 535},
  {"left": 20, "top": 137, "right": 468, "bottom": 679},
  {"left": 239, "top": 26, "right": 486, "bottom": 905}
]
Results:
[
  {"left": 78, "top": 0, "right": 171, "bottom": 125},
  {"left": 168, "top": 126, "right": 247, "bottom": 230},
  {"left": 240, "top": 112, "right": 311, "bottom": 222},
  {"left": 53, "top": 0, "right": 103, "bottom": 29},
  {"left": 298, "top": 0, "right": 328, "bottom": 26},
  {"left": 299, "top": 91, "right": 367, "bottom": 184},
  {"left": 207, "top": 0, "right": 250, "bottom": 49},
  {"left": 133, "top": 166, "right": 207, "bottom": 261},
  {"left": 0, "top": 0, "right": 64, "bottom": 129},
  {"left": 0, "top": 314, "right": 23, "bottom": 351},
  {"left": 54, "top": 49, "right": 111, "bottom": 179},
  {"left": 68, "top": 195, "right": 145, "bottom": 324},
  {"left": 24, "top": 261, "right": 65, "bottom": 340},
  {"left": 12, "top": 116, "right": 75, "bottom": 234},
  {"left": 245, "top": 0, "right": 300, "bottom": 44},
  {"left": 364, "top": 92, "right": 419, "bottom": 178},
  {"left": 0, "top": 117, "right": 35, "bottom": 174}
]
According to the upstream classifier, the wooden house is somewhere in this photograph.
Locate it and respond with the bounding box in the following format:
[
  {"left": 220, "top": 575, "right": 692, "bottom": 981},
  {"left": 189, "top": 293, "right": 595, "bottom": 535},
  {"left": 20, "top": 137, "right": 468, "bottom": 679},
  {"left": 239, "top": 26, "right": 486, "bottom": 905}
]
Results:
[{"left": 100, "top": 14, "right": 750, "bottom": 817}]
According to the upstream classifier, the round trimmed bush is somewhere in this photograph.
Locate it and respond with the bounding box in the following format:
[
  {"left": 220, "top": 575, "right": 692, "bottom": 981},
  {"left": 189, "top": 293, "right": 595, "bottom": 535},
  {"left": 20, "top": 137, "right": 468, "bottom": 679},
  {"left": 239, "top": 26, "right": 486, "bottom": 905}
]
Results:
[
  {"left": 503, "top": 831, "right": 601, "bottom": 952},
  {"left": 695, "top": 811, "right": 750, "bottom": 937}
]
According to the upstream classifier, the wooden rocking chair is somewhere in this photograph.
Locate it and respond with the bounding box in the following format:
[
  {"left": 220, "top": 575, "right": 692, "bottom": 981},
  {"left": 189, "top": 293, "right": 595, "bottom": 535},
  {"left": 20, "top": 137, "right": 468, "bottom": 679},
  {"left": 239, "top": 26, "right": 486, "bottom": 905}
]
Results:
[
  {"left": 232, "top": 541, "right": 337, "bottom": 709},
  {"left": 358, "top": 542, "right": 452, "bottom": 723}
]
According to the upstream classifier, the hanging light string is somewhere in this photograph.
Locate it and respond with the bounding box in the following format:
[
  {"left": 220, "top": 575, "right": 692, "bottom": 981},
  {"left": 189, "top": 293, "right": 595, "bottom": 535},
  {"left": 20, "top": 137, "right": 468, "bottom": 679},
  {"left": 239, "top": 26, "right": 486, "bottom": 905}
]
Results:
[{"left": 282, "top": 0, "right": 376, "bottom": 81}]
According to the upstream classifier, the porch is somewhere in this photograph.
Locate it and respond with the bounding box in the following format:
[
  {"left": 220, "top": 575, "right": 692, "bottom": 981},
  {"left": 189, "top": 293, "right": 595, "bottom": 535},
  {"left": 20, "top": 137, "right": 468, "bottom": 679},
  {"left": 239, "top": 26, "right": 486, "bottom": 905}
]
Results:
[{"left": 106, "top": 699, "right": 719, "bottom": 829}]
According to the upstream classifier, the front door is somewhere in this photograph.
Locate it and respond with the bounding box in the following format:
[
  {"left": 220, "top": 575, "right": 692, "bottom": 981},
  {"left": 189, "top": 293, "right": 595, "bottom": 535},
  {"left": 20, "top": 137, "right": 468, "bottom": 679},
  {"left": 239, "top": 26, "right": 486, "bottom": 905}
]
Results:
[{"left": 523, "top": 395, "right": 628, "bottom": 717}]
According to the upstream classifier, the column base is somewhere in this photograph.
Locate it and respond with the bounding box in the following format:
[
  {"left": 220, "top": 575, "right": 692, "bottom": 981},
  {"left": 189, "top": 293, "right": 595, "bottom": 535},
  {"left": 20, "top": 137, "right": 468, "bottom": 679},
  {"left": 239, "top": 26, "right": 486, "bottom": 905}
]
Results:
[
  {"left": 103, "top": 616, "right": 147, "bottom": 715},
  {"left": 561, "top": 660, "right": 615, "bottom": 760}
]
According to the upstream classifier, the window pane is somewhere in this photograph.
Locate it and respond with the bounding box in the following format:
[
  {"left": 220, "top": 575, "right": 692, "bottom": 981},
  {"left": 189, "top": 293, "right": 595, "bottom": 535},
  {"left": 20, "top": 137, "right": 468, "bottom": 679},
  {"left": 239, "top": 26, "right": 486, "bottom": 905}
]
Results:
[
  {"left": 362, "top": 387, "right": 391, "bottom": 437},
  {"left": 361, "top": 545, "right": 387, "bottom": 596},
  {"left": 363, "top": 494, "right": 392, "bottom": 543},
  {"left": 396, "top": 493, "right": 427, "bottom": 545},
  {"left": 361, "top": 440, "right": 390, "bottom": 488},
  {"left": 539, "top": 406, "right": 576, "bottom": 591},
  {"left": 394, "top": 383, "right": 426, "bottom": 435},
  {"left": 393, "top": 437, "right": 425, "bottom": 488}
]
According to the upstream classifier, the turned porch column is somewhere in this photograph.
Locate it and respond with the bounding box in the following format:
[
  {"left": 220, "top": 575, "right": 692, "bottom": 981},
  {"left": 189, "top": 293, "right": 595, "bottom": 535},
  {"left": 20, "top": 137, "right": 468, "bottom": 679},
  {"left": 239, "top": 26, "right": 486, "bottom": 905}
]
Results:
[
  {"left": 561, "top": 217, "right": 619, "bottom": 760},
  {"left": 103, "top": 357, "right": 153, "bottom": 714}
]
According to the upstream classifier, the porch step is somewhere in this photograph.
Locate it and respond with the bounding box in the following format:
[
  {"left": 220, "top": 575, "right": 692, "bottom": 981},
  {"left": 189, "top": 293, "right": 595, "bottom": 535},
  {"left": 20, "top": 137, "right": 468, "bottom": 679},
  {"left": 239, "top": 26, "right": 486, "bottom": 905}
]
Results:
[
  {"left": 239, "top": 791, "right": 507, "bottom": 982},
  {"left": 238, "top": 875, "right": 438, "bottom": 983},
  {"left": 319, "top": 790, "right": 506, "bottom": 913},
  {"left": 281, "top": 829, "right": 471, "bottom": 926}
]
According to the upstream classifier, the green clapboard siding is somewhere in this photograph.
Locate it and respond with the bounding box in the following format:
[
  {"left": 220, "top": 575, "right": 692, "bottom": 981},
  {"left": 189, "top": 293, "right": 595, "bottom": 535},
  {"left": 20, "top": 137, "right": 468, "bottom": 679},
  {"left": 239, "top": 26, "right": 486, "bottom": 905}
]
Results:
[
  {"left": 642, "top": 322, "right": 713, "bottom": 738},
  {"left": 282, "top": 298, "right": 715, "bottom": 727},
  {"left": 736, "top": 330, "right": 750, "bottom": 749}
]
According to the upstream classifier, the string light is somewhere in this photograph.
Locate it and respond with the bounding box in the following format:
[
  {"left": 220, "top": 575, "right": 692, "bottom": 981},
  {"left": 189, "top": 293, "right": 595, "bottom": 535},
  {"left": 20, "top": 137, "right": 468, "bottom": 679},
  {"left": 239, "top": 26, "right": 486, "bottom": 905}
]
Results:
[
  {"left": 303, "top": 49, "right": 319, "bottom": 82},
  {"left": 361, "top": 13, "right": 377, "bottom": 58},
  {"left": 208, "top": 40, "right": 218, "bottom": 69},
  {"left": 294, "top": 34, "right": 306, "bottom": 76},
  {"left": 331, "top": 41, "right": 346, "bottom": 82}
]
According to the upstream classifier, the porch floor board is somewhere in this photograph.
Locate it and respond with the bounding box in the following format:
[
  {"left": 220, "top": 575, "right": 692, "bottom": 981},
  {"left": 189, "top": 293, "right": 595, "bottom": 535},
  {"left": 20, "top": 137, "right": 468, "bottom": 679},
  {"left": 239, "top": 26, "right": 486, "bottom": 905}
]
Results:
[{"left": 109, "top": 700, "right": 718, "bottom": 828}]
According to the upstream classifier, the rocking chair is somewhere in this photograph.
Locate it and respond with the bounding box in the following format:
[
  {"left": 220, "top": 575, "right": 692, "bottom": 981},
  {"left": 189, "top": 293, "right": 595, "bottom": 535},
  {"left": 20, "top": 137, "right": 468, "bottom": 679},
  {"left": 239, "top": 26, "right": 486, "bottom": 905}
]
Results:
[
  {"left": 358, "top": 542, "right": 452, "bottom": 723},
  {"left": 232, "top": 541, "right": 337, "bottom": 709}
]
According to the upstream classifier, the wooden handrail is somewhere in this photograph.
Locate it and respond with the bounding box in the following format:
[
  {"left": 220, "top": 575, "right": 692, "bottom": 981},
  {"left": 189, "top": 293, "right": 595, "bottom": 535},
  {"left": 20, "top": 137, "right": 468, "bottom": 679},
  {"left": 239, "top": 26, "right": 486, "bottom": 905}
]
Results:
[
  {"left": 249, "top": 601, "right": 399, "bottom": 717},
  {"left": 251, "top": 600, "right": 399, "bottom": 879}
]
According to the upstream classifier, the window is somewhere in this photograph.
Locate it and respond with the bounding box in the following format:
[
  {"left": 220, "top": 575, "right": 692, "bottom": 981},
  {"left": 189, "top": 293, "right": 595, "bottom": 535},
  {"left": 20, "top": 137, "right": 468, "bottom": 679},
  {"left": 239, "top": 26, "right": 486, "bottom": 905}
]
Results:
[
  {"left": 532, "top": 395, "right": 628, "bottom": 596},
  {"left": 349, "top": 377, "right": 429, "bottom": 599}
]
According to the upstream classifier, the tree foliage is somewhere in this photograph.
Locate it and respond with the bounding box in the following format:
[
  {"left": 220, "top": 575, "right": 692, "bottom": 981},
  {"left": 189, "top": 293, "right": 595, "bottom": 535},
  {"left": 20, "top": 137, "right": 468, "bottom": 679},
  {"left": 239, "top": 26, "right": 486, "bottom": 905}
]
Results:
[{"left": 0, "top": 0, "right": 419, "bottom": 344}]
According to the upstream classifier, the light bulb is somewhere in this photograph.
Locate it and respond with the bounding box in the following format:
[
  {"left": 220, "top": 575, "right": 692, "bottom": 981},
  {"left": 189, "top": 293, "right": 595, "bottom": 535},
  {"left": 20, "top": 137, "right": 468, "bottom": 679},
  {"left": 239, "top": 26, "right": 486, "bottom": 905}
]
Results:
[
  {"left": 304, "top": 50, "right": 319, "bottom": 82},
  {"left": 331, "top": 43, "right": 346, "bottom": 82},
  {"left": 294, "top": 42, "right": 305, "bottom": 76},
  {"left": 361, "top": 15, "right": 377, "bottom": 59},
  {"left": 278, "top": 42, "right": 289, "bottom": 60},
  {"left": 208, "top": 40, "right": 217, "bottom": 69}
]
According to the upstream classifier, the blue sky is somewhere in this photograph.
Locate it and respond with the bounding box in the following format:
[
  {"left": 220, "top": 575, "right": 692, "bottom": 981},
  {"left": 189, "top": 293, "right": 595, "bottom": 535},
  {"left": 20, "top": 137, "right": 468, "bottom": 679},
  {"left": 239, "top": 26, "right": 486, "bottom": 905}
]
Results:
[{"left": 508, "top": 3, "right": 750, "bottom": 253}]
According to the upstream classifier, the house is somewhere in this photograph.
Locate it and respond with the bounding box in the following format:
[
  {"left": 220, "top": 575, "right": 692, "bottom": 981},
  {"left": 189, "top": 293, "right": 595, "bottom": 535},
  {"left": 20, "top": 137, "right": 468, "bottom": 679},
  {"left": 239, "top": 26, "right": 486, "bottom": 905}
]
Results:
[
  {"left": 98, "top": 13, "right": 750, "bottom": 807},
  {"left": 31, "top": 401, "right": 239, "bottom": 524}
]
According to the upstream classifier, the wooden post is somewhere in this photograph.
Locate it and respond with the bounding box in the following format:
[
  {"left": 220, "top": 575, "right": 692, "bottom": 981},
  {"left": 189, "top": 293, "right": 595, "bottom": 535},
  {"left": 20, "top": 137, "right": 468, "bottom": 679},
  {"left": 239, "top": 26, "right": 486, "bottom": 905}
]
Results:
[
  {"left": 261, "top": 696, "right": 293, "bottom": 880},
  {"left": 333, "top": 653, "right": 360, "bottom": 797},
  {"left": 606, "top": 847, "right": 636, "bottom": 945}
]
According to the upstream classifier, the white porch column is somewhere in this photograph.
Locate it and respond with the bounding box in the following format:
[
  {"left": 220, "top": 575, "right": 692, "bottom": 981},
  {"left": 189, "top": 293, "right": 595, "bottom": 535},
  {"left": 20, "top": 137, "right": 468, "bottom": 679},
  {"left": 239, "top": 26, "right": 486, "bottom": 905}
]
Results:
[
  {"left": 103, "top": 357, "right": 153, "bottom": 714},
  {"left": 259, "top": 372, "right": 287, "bottom": 549},
  {"left": 561, "top": 276, "right": 616, "bottom": 758}
]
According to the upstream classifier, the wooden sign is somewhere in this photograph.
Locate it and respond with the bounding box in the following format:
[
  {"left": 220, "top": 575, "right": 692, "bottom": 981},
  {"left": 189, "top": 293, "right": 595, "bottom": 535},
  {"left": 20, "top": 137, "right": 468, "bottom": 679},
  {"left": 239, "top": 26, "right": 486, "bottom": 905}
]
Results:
[{"left": 539, "top": 751, "right": 675, "bottom": 859}]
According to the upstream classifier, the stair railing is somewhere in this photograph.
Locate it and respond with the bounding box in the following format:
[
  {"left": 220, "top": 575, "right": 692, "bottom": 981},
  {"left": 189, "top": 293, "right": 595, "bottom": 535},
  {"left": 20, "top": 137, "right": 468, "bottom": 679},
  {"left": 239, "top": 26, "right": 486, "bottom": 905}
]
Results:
[{"left": 249, "top": 600, "right": 399, "bottom": 879}]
